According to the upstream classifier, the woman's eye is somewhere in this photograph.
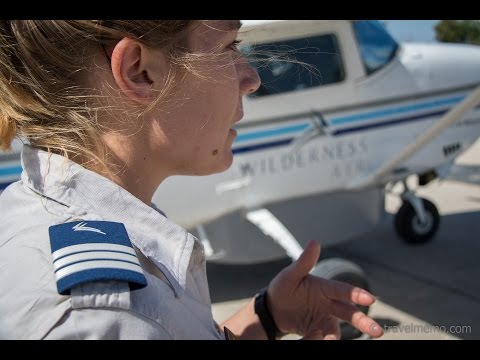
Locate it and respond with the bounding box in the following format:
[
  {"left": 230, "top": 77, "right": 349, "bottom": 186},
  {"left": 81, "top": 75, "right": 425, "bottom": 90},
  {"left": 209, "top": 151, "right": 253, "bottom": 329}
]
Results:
[{"left": 228, "top": 40, "right": 242, "bottom": 51}]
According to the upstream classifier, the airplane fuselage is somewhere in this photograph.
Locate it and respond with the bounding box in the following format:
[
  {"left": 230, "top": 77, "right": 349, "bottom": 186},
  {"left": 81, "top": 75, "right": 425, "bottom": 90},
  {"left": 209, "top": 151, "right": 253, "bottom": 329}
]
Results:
[{"left": 153, "top": 21, "right": 480, "bottom": 229}]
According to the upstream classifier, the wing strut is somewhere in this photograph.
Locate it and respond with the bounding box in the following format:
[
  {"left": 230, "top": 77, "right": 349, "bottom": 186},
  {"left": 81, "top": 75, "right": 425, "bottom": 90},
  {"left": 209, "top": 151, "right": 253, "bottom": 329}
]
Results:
[
  {"left": 348, "top": 85, "right": 480, "bottom": 189},
  {"left": 245, "top": 208, "right": 303, "bottom": 261}
]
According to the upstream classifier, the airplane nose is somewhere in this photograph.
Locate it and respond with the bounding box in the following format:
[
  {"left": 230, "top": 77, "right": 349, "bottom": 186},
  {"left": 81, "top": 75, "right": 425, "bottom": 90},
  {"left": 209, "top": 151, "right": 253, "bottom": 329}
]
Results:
[{"left": 402, "top": 42, "right": 480, "bottom": 91}]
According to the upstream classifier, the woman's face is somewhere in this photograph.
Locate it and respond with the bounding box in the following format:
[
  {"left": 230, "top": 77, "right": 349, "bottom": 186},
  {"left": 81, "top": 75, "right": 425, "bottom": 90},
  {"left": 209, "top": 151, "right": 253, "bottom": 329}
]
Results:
[{"left": 151, "top": 20, "right": 261, "bottom": 177}]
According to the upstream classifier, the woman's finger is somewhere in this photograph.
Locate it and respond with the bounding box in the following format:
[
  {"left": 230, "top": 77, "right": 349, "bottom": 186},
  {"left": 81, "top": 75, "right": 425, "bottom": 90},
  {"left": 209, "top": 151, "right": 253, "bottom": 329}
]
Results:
[
  {"left": 310, "top": 276, "right": 377, "bottom": 306},
  {"left": 328, "top": 299, "right": 384, "bottom": 338}
]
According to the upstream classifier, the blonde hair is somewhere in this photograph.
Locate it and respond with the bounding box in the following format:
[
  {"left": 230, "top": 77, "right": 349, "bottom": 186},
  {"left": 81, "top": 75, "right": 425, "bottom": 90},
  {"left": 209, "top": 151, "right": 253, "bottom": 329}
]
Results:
[{"left": 0, "top": 20, "right": 195, "bottom": 172}]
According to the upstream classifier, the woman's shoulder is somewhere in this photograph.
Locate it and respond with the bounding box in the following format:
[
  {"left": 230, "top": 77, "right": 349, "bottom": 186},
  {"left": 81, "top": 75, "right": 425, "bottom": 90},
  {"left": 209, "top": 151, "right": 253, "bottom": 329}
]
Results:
[
  {"left": 0, "top": 182, "right": 104, "bottom": 339},
  {"left": 0, "top": 180, "right": 72, "bottom": 249},
  {"left": 0, "top": 192, "right": 70, "bottom": 339}
]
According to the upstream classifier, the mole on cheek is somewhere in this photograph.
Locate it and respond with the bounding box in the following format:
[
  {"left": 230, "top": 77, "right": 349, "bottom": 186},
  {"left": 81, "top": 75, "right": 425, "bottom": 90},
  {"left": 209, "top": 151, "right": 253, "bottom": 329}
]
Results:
[{"left": 212, "top": 149, "right": 218, "bottom": 156}]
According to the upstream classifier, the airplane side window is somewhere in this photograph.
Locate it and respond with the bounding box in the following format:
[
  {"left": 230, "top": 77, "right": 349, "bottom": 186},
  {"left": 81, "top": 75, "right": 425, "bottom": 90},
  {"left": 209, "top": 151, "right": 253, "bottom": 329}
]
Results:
[
  {"left": 352, "top": 20, "right": 399, "bottom": 76},
  {"left": 242, "top": 34, "right": 345, "bottom": 98}
]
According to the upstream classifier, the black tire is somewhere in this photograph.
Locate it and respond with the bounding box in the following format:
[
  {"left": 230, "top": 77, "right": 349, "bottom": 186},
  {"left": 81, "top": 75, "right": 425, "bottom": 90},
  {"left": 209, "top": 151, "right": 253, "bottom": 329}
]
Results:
[
  {"left": 394, "top": 198, "right": 440, "bottom": 244},
  {"left": 311, "top": 258, "right": 370, "bottom": 340}
]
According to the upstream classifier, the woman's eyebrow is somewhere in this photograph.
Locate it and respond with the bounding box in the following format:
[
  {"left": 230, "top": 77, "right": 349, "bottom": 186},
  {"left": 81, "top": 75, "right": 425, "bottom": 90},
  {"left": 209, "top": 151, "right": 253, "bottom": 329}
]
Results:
[{"left": 223, "top": 20, "right": 242, "bottom": 31}]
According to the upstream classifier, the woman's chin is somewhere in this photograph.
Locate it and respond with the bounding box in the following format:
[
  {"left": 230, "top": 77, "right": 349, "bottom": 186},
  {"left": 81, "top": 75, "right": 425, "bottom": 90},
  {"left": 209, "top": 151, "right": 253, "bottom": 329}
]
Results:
[
  {"left": 208, "top": 151, "right": 234, "bottom": 175},
  {"left": 212, "top": 154, "right": 233, "bottom": 174}
]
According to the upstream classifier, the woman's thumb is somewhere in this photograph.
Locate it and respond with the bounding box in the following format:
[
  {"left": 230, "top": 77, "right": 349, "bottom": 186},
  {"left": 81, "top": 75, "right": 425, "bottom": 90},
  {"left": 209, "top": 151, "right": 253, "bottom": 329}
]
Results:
[{"left": 284, "top": 240, "right": 321, "bottom": 283}]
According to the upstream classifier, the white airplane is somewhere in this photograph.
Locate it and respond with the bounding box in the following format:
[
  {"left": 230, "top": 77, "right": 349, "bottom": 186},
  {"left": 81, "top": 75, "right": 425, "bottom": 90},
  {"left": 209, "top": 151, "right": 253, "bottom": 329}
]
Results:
[{"left": 2, "top": 20, "right": 480, "bottom": 332}]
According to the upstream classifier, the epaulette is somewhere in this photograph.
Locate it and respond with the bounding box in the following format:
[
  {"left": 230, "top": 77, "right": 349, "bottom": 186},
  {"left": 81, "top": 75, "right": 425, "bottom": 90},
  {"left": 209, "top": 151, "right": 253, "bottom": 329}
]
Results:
[{"left": 49, "top": 221, "right": 147, "bottom": 295}]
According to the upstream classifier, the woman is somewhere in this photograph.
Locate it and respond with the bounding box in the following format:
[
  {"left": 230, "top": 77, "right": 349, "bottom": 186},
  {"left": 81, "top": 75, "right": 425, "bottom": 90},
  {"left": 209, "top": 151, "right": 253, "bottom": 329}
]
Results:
[{"left": 0, "top": 20, "right": 384, "bottom": 340}]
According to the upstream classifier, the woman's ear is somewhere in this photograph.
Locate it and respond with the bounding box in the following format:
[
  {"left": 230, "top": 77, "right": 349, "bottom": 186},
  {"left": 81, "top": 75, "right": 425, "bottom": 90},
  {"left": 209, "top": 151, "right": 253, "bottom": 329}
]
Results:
[{"left": 110, "top": 37, "right": 166, "bottom": 104}]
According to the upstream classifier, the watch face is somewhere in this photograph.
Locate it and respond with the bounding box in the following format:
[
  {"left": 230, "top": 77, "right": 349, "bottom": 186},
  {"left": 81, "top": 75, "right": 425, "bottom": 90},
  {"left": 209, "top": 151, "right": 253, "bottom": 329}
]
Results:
[{"left": 224, "top": 326, "right": 238, "bottom": 340}]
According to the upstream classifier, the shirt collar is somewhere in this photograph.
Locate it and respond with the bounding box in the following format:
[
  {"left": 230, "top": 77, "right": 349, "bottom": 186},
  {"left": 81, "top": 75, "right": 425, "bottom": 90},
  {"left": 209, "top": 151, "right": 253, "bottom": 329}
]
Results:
[{"left": 21, "top": 144, "right": 195, "bottom": 298}]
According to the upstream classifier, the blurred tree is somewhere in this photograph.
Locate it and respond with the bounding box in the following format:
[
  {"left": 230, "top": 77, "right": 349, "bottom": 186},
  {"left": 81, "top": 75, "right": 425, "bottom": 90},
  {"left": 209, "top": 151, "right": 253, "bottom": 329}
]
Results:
[{"left": 435, "top": 20, "right": 480, "bottom": 45}]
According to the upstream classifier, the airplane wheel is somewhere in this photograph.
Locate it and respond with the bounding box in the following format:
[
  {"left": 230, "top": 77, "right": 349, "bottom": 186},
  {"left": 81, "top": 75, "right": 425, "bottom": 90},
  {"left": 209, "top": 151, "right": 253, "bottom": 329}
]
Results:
[
  {"left": 311, "top": 258, "right": 370, "bottom": 340},
  {"left": 394, "top": 198, "right": 440, "bottom": 244}
]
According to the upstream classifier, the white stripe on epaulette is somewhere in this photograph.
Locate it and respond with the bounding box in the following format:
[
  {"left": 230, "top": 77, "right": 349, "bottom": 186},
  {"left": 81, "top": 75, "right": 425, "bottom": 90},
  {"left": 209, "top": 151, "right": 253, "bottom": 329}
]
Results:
[
  {"left": 52, "top": 243, "right": 136, "bottom": 261},
  {"left": 54, "top": 251, "right": 140, "bottom": 271},
  {"left": 56, "top": 261, "right": 144, "bottom": 281}
]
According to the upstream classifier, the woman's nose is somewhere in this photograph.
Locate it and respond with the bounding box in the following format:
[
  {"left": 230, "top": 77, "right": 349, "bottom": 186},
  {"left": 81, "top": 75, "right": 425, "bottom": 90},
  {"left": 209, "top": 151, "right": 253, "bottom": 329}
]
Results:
[{"left": 240, "top": 61, "right": 261, "bottom": 96}]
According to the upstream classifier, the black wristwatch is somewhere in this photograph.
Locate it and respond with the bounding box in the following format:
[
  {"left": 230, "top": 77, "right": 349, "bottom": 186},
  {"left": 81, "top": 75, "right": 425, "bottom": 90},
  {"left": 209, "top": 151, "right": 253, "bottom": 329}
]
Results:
[{"left": 254, "top": 287, "right": 284, "bottom": 340}]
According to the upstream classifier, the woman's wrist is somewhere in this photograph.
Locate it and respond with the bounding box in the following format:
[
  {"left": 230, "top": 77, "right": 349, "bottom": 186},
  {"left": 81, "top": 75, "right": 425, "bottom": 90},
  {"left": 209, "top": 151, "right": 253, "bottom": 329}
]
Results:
[
  {"left": 254, "top": 287, "right": 286, "bottom": 340},
  {"left": 220, "top": 297, "right": 270, "bottom": 340}
]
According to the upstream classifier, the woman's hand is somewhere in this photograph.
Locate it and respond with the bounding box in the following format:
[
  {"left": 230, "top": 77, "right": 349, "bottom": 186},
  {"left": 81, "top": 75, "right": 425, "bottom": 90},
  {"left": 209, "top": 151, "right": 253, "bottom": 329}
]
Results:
[{"left": 267, "top": 241, "right": 384, "bottom": 340}]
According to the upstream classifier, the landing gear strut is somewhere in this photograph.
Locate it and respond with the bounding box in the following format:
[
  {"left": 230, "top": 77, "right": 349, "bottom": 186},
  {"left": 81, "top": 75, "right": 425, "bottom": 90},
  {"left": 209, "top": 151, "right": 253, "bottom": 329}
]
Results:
[{"left": 394, "top": 180, "right": 440, "bottom": 244}]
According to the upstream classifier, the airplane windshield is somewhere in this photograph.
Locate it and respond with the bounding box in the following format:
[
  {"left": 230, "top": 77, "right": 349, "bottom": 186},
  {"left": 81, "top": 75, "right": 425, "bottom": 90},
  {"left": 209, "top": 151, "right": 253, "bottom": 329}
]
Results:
[
  {"left": 352, "top": 20, "right": 399, "bottom": 76},
  {"left": 241, "top": 33, "right": 345, "bottom": 98}
]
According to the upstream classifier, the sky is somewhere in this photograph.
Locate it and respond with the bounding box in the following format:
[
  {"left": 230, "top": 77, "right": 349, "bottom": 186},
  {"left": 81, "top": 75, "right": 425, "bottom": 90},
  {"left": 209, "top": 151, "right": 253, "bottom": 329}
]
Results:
[{"left": 382, "top": 20, "right": 440, "bottom": 43}]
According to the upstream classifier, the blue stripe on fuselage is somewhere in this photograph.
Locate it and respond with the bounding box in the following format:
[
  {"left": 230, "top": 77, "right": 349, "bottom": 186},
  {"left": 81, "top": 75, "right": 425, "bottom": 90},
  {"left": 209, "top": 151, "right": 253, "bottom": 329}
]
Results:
[
  {"left": 0, "top": 165, "right": 22, "bottom": 190},
  {"left": 332, "top": 109, "right": 447, "bottom": 136},
  {"left": 0, "top": 165, "right": 22, "bottom": 177},
  {"left": 232, "top": 138, "right": 293, "bottom": 154},
  {"left": 329, "top": 95, "right": 464, "bottom": 126},
  {"left": 232, "top": 108, "right": 443, "bottom": 154},
  {"left": 235, "top": 123, "right": 311, "bottom": 143}
]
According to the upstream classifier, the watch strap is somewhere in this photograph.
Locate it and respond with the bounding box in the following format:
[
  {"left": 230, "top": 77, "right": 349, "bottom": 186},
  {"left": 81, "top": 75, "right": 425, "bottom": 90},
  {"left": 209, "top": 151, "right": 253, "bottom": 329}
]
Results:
[{"left": 254, "top": 287, "right": 282, "bottom": 340}]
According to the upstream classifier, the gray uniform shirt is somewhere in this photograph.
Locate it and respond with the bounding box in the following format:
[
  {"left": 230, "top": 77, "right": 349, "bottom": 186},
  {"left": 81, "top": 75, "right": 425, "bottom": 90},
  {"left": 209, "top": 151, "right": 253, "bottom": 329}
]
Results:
[{"left": 0, "top": 145, "right": 224, "bottom": 340}]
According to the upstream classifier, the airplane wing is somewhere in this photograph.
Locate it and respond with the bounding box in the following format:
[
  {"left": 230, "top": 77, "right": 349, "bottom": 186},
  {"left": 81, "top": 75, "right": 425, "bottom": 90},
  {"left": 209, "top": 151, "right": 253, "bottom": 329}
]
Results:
[{"left": 347, "top": 84, "right": 480, "bottom": 189}]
